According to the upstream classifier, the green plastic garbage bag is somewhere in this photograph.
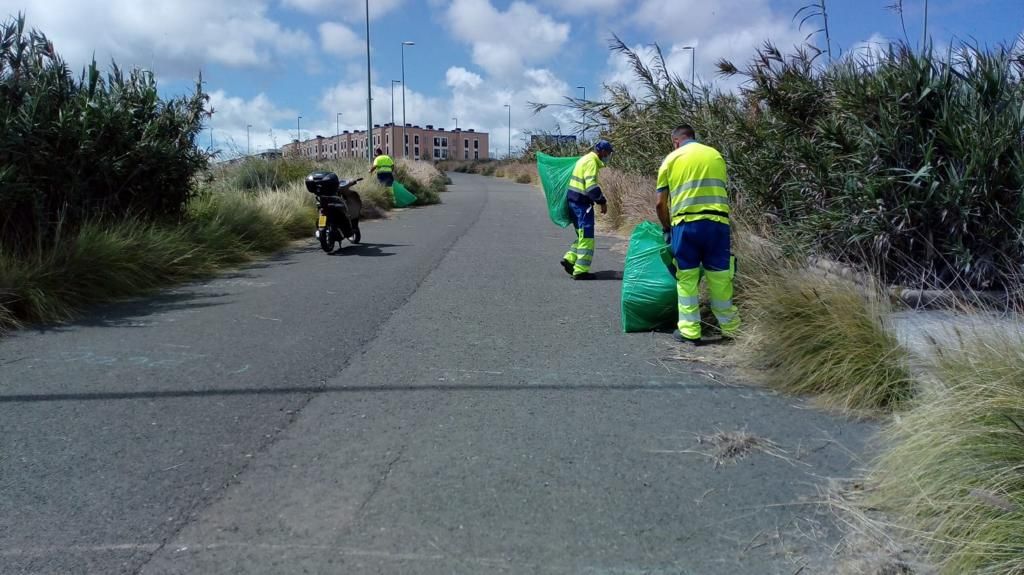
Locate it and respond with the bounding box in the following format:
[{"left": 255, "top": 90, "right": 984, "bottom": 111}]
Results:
[
  {"left": 536, "top": 152, "right": 580, "bottom": 227},
  {"left": 392, "top": 181, "right": 417, "bottom": 208},
  {"left": 621, "top": 221, "right": 679, "bottom": 333}
]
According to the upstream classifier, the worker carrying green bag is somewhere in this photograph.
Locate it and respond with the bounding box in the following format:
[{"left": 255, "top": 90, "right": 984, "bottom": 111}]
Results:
[{"left": 554, "top": 141, "right": 614, "bottom": 280}]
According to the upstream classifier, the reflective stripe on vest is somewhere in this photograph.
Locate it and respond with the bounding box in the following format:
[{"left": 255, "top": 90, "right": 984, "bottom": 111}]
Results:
[{"left": 568, "top": 152, "right": 601, "bottom": 195}]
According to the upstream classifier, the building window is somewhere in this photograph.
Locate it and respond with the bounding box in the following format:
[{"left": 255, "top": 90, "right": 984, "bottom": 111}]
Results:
[
  {"left": 414, "top": 145, "right": 419, "bottom": 159},
  {"left": 433, "top": 137, "right": 439, "bottom": 147},
  {"left": 464, "top": 139, "right": 469, "bottom": 150},
  {"left": 441, "top": 137, "right": 448, "bottom": 147},
  {"left": 464, "top": 149, "right": 469, "bottom": 160},
  {"left": 414, "top": 135, "right": 419, "bottom": 145},
  {"left": 404, "top": 134, "right": 408, "bottom": 143},
  {"left": 474, "top": 150, "right": 479, "bottom": 159},
  {"left": 474, "top": 139, "right": 479, "bottom": 149}
]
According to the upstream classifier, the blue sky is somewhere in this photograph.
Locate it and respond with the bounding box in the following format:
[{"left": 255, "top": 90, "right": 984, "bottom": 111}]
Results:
[{"left": 7, "top": 0, "right": 1022, "bottom": 157}]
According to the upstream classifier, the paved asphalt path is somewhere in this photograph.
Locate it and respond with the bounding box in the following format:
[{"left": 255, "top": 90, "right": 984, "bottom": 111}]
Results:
[{"left": 1, "top": 173, "right": 872, "bottom": 574}]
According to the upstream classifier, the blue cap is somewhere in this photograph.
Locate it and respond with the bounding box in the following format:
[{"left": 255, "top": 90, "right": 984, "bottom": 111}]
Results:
[{"left": 595, "top": 140, "right": 613, "bottom": 153}]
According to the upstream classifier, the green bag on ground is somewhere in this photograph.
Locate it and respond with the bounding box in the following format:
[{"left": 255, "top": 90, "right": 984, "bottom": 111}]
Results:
[
  {"left": 392, "top": 181, "right": 417, "bottom": 208},
  {"left": 621, "top": 221, "right": 679, "bottom": 333},
  {"left": 536, "top": 152, "right": 580, "bottom": 228}
]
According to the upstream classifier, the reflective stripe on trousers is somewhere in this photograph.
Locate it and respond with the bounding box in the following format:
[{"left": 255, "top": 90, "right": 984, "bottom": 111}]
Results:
[
  {"left": 563, "top": 228, "right": 595, "bottom": 274},
  {"left": 675, "top": 267, "right": 702, "bottom": 340}
]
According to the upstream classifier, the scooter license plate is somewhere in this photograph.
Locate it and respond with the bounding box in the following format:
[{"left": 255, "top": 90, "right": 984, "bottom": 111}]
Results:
[{"left": 318, "top": 215, "right": 327, "bottom": 227}]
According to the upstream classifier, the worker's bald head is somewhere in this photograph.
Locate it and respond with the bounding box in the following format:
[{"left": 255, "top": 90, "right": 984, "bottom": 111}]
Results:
[{"left": 671, "top": 124, "right": 696, "bottom": 147}]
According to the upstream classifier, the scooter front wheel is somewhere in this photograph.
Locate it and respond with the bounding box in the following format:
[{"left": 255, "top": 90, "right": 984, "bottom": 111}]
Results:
[{"left": 319, "top": 228, "right": 335, "bottom": 253}]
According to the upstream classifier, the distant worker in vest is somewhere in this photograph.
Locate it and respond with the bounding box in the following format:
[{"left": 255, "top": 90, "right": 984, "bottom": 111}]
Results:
[
  {"left": 560, "top": 140, "right": 614, "bottom": 280},
  {"left": 369, "top": 148, "right": 394, "bottom": 187},
  {"left": 655, "top": 124, "right": 740, "bottom": 345}
]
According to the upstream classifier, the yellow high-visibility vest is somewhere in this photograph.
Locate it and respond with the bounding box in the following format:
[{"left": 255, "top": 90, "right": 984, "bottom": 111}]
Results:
[
  {"left": 656, "top": 142, "right": 729, "bottom": 226},
  {"left": 567, "top": 152, "right": 604, "bottom": 199}
]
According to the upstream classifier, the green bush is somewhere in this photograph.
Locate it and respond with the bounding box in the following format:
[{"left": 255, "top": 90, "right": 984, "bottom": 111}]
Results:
[
  {"left": 515, "top": 174, "right": 533, "bottom": 184},
  {"left": 0, "top": 15, "right": 208, "bottom": 255}
]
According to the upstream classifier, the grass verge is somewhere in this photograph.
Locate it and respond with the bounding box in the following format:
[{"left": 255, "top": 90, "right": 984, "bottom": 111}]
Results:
[
  {"left": 739, "top": 267, "right": 913, "bottom": 414},
  {"left": 0, "top": 184, "right": 315, "bottom": 331},
  {"left": 868, "top": 333, "right": 1024, "bottom": 574}
]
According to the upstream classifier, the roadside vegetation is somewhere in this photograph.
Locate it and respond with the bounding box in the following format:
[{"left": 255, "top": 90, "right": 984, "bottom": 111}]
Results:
[{"left": 0, "top": 15, "right": 445, "bottom": 331}]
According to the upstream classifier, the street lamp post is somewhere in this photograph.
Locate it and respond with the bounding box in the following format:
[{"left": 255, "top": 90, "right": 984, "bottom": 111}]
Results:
[
  {"left": 401, "top": 41, "right": 414, "bottom": 158},
  {"left": 336, "top": 113, "right": 343, "bottom": 158},
  {"left": 297, "top": 115, "right": 302, "bottom": 142},
  {"left": 246, "top": 124, "right": 252, "bottom": 156},
  {"left": 365, "top": 0, "right": 372, "bottom": 161},
  {"left": 504, "top": 104, "right": 511, "bottom": 159},
  {"left": 577, "top": 85, "right": 586, "bottom": 101},
  {"left": 452, "top": 117, "right": 458, "bottom": 131},
  {"left": 391, "top": 80, "right": 401, "bottom": 125},
  {"left": 679, "top": 46, "right": 696, "bottom": 87}
]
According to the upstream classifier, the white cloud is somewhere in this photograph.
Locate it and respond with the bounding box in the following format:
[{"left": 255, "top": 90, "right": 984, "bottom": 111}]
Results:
[
  {"left": 848, "top": 33, "right": 893, "bottom": 61},
  {"left": 281, "top": 0, "right": 403, "bottom": 20},
  {"left": 207, "top": 90, "right": 300, "bottom": 155},
  {"left": 446, "top": 0, "right": 570, "bottom": 78},
  {"left": 319, "top": 21, "right": 363, "bottom": 57},
  {"left": 603, "top": 0, "right": 806, "bottom": 93},
  {"left": 9, "top": 0, "right": 313, "bottom": 75},
  {"left": 445, "top": 67, "right": 483, "bottom": 89}
]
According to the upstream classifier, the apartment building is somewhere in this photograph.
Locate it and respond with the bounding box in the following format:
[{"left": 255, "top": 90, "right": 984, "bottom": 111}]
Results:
[{"left": 281, "top": 123, "right": 490, "bottom": 162}]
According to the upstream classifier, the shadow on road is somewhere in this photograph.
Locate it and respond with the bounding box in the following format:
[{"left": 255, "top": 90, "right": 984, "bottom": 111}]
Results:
[
  {"left": 330, "top": 243, "right": 406, "bottom": 257},
  {"left": 0, "top": 380, "right": 730, "bottom": 403},
  {"left": 16, "top": 291, "right": 232, "bottom": 334}
]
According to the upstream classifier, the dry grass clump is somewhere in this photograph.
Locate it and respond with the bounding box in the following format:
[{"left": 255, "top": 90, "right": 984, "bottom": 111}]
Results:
[
  {"left": 741, "top": 268, "right": 913, "bottom": 413},
  {"left": 869, "top": 332, "right": 1024, "bottom": 574},
  {"left": 601, "top": 169, "right": 656, "bottom": 232}
]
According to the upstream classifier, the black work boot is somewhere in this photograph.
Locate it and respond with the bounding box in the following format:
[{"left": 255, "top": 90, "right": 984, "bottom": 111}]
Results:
[
  {"left": 560, "top": 259, "right": 575, "bottom": 276},
  {"left": 673, "top": 330, "right": 704, "bottom": 346}
]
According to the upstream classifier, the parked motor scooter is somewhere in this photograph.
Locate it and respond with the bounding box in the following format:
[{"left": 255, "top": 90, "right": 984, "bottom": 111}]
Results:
[{"left": 305, "top": 172, "right": 363, "bottom": 253}]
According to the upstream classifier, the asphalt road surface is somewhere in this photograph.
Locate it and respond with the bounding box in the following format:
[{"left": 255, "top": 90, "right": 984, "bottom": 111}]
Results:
[{"left": 1, "top": 173, "right": 872, "bottom": 574}]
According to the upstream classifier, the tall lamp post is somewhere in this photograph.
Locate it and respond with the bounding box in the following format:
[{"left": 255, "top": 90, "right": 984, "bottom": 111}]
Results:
[
  {"left": 678, "top": 46, "right": 696, "bottom": 87},
  {"left": 401, "top": 41, "right": 414, "bottom": 158},
  {"left": 391, "top": 80, "right": 401, "bottom": 125},
  {"left": 297, "top": 115, "right": 302, "bottom": 142},
  {"left": 452, "top": 117, "right": 458, "bottom": 131},
  {"left": 336, "top": 113, "right": 343, "bottom": 158},
  {"left": 246, "top": 124, "right": 252, "bottom": 156},
  {"left": 577, "top": 86, "right": 586, "bottom": 141},
  {"left": 365, "top": 0, "right": 372, "bottom": 161},
  {"left": 504, "top": 103, "right": 511, "bottom": 159}
]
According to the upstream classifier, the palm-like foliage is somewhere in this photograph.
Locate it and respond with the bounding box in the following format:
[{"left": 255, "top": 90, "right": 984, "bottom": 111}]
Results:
[{"left": 0, "top": 14, "right": 209, "bottom": 255}]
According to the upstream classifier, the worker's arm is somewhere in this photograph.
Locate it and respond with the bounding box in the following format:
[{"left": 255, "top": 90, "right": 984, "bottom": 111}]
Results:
[
  {"left": 583, "top": 162, "right": 607, "bottom": 210},
  {"left": 655, "top": 156, "right": 672, "bottom": 234},
  {"left": 656, "top": 191, "right": 671, "bottom": 231}
]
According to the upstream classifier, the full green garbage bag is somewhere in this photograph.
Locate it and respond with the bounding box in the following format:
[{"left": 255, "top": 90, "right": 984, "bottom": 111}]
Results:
[
  {"left": 621, "top": 221, "right": 679, "bottom": 333},
  {"left": 392, "top": 181, "right": 417, "bottom": 208},
  {"left": 536, "top": 152, "right": 579, "bottom": 227}
]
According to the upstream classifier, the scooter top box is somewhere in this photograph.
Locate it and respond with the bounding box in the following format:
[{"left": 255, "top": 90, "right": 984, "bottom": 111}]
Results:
[{"left": 305, "top": 171, "right": 340, "bottom": 195}]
